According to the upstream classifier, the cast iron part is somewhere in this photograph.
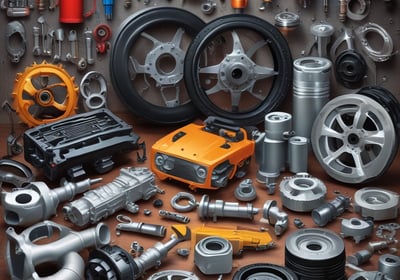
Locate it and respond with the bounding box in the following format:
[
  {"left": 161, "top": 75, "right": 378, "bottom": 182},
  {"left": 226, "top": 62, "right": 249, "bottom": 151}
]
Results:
[
  {"left": 2, "top": 177, "right": 101, "bottom": 226},
  {"left": 184, "top": 13, "right": 293, "bottom": 126},
  {"left": 312, "top": 194, "right": 351, "bottom": 227},
  {"left": 24, "top": 108, "right": 142, "bottom": 181},
  {"left": 6, "top": 220, "right": 110, "bottom": 280},
  {"left": 86, "top": 225, "right": 191, "bottom": 280},
  {"left": 63, "top": 167, "right": 161, "bottom": 226},
  {"left": 233, "top": 263, "right": 298, "bottom": 280}
]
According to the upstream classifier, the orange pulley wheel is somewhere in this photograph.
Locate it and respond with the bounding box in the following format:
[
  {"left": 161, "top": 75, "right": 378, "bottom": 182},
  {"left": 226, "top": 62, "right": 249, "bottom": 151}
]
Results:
[{"left": 11, "top": 61, "right": 79, "bottom": 127}]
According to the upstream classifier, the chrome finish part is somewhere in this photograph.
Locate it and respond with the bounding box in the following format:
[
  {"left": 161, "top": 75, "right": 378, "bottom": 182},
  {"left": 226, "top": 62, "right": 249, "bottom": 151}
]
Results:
[
  {"left": 262, "top": 200, "right": 289, "bottom": 236},
  {"left": 292, "top": 56, "right": 331, "bottom": 140},
  {"left": 2, "top": 178, "right": 100, "bottom": 227},
  {"left": 288, "top": 137, "right": 309, "bottom": 173},
  {"left": 115, "top": 214, "right": 167, "bottom": 238},
  {"left": 311, "top": 94, "right": 397, "bottom": 183},
  {"left": 234, "top": 179, "right": 257, "bottom": 202},
  {"left": 312, "top": 195, "right": 351, "bottom": 227},
  {"left": 346, "top": 0, "right": 370, "bottom": 21},
  {"left": 147, "top": 270, "right": 200, "bottom": 280},
  {"left": 194, "top": 236, "right": 233, "bottom": 275},
  {"left": 201, "top": 0, "right": 216, "bottom": 15},
  {"left": 378, "top": 254, "right": 400, "bottom": 279},
  {"left": 310, "top": 23, "right": 335, "bottom": 58},
  {"left": 354, "top": 188, "right": 399, "bottom": 221},
  {"left": 0, "top": 159, "right": 34, "bottom": 188},
  {"left": 279, "top": 173, "right": 326, "bottom": 212},
  {"left": 376, "top": 223, "right": 400, "bottom": 240},
  {"left": 159, "top": 209, "right": 190, "bottom": 224},
  {"left": 340, "top": 217, "right": 374, "bottom": 243},
  {"left": 198, "top": 194, "right": 259, "bottom": 222},
  {"left": 347, "top": 249, "right": 373, "bottom": 266},
  {"left": 355, "top": 22, "right": 394, "bottom": 62},
  {"left": 6, "top": 221, "right": 110, "bottom": 280},
  {"left": 275, "top": 12, "right": 300, "bottom": 29},
  {"left": 170, "top": 192, "right": 198, "bottom": 212}
]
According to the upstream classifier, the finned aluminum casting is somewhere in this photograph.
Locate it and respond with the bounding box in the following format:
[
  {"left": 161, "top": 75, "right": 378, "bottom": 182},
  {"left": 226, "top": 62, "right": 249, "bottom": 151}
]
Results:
[{"left": 340, "top": 217, "right": 374, "bottom": 244}]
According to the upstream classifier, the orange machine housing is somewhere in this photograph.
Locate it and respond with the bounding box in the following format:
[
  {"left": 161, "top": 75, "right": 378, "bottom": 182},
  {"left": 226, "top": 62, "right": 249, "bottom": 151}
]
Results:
[{"left": 151, "top": 117, "right": 255, "bottom": 190}]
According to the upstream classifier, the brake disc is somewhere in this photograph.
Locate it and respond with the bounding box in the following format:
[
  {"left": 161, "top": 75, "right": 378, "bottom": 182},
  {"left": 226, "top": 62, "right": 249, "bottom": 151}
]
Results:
[
  {"left": 11, "top": 61, "right": 78, "bottom": 127},
  {"left": 311, "top": 93, "right": 398, "bottom": 184}
]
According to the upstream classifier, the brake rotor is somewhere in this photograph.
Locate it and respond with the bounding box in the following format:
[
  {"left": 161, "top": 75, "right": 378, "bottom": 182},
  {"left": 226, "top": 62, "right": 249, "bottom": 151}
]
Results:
[{"left": 11, "top": 61, "right": 78, "bottom": 127}]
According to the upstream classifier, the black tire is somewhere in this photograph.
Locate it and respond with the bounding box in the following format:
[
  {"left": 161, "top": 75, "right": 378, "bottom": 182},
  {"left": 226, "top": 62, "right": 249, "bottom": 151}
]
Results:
[
  {"left": 184, "top": 14, "right": 293, "bottom": 126},
  {"left": 110, "top": 7, "right": 205, "bottom": 125}
]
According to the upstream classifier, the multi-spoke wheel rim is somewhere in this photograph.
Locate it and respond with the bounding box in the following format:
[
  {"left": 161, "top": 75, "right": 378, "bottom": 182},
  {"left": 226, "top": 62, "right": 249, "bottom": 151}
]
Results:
[
  {"left": 185, "top": 14, "right": 292, "bottom": 125},
  {"left": 110, "top": 7, "right": 205, "bottom": 124},
  {"left": 311, "top": 93, "right": 397, "bottom": 183}
]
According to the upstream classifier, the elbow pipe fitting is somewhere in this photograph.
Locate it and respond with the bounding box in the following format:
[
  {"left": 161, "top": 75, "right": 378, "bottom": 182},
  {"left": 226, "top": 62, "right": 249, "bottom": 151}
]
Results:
[
  {"left": 312, "top": 195, "right": 351, "bottom": 227},
  {"left": 262, "top": 200, "right": 289, "bottom": 236},
  {"left": 2, "top": 178, "right": 99, "bottom": 226},
  {"left": 6, "top": 220, "right": 110, "bottom": 280},
  {"left": 38, "top": 252, "right": 85, "bottom": 280}
]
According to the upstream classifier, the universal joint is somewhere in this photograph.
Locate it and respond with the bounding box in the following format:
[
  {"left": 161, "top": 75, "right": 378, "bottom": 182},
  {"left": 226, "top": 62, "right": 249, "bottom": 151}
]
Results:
[
  {"left": 262, "top": 200, "right": 289, "bottom": 236},
  {"left": 6, "top": 220, "right": 110, "bottom": 280},
  {"left": 312, "top": 194, "right": 351, "bottom": 227},
  {"left": 2, "top": 178, "right": 100, "bottom": 226},
  {"left": 197, "top": 194, "right": 259, "bottom": 222},
  {"left": 63, "top": 167, "right": 161, "bottom": 226}
]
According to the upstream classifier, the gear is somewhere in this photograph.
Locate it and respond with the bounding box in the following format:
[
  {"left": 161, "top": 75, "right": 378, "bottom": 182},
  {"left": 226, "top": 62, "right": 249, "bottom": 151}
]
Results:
[{"left": 11, "top": 61, "right": 78, "bottom": 127}]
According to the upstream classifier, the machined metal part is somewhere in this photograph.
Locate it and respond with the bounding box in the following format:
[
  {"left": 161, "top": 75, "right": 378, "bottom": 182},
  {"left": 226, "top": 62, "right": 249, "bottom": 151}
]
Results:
[
  {"left": 197, "top": 194, "right": 259, "bottom": 222},
  {"left": 84, "top": 28, "right": 95, "bottom": 65},
  {"left": 367, "top": 239, "right": 398, "bottom": 253},
  {"left": 12, "top": 61, "right": 79, "bottom": 128},
  {"left": 193, "top": 225, "right": 274, "bottom": 255},
  {"left": 195, "top": 236, "right": 233, "bottom": 275},
  {"left": 233, "top": 263, "right": 298, "bottom": 280},
  {"left": 311, "top": 93, "right": 398, "bottom": 184},
  {"left": 288, "top": 136, "right": 308, "bottom": 173},
  {"left": 292, "top": 56, "right": 331, "bottom": 140},
  {"left": 2, "top": 101, "right": 23, "bottom": 157},
  {"left": 376, "top": 223, "right": 400, "bottom": 240},
  {"left": 349, "top": 271, "right": 391, "bottom": 280},
  {"left": 346, "top": 0, "right": 370, "bottom": 21},
  {"left": 279, "top": 173, "right": 326, "bottom": 212},
  {"left": 86, "top": 225, "right": 191, "bottom": 279},
  {"left": 32, "top": 26, "right": 41, "bottom": 56},
  {"left": 347, "top": 249, "right": 373, "bottom": 266},
  {"left": 285, "top": 228, "right": 346, "bottom": 280},
  {"left": 274, "top": 11, "right": 300, "bottom": 31},
  {"left": 170, "top": 192, "right": 198, "bottom": 212},
  {"left": 340, "top": 218, "right": 374, "bottom": 244},
  {"left": 176, "top": 248, "right": 190, "bottom": 257},
  {"left": 378, "top": 254, "right": 400, "bottom": 279},
  {"left": 201, "top": 0, "right": 216, "bottom": 15},
  {"left": 312, "top": 195, "right": 351, "bottom": 227},
  {"left": 147, "top": 270, "right": 200, "bottom": 280},
  {"left": 2, "top": 177, "right": 100, "bottom": 227},
  {"left": 24, "top": 109, "right": 141, "bottom": 180},
  {"left": 309, "top": 23, "right": 335, "bottom": 58},
  {"left": 159, "top": 209, "right": 190, "bottom": 224},
  {"left": 80, "top": 71, "right": 108, "bottom": 111},
  {"left": 37, "top": 16, "right": 51, "bottom": 57},
  {"left": 339, "top": 0, "right": 347, "bottom": 22},
  {"left": 354, "top": 188, "right": 399, "bottom": 221},
  {"left": 52, "top": 28, "right": 64, "bottom": 63},
  {"left": 254, "top": 112, "right": 293, "bottom": 193},
  {"left": 6, "top": 20, "right": 26, "bottom": 63},
  {"left": 0, "top": 159, "right": 34, "bottom": 188},
  {"left": 262, "top": 200, "right": 289, "bottom": 236},
  {"left": 63, "top": 167, "right": 161, "bottom": 226},
  {"left": 234, "top": 179, "right": 257, "bottom": 202},
  {"left": 6, "top": 220, "right": 110, "bottom": 280},
  {"left": 115, "top": 214, "right": 167, "bottom": 237},
  {"left": 334, "top": 49, "right": 367, "bottom": 89},
  {"left": 355, "top": 22, "right": 394, "bottom": 62}
]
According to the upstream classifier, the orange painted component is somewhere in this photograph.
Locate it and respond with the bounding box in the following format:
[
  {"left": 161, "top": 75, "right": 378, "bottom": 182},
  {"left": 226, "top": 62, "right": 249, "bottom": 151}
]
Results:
[
  {"left": 11, "top": 61, "right": 78, "bottom": 127},
  {"left": 151, "top": 117, "right": 254, "bottom": 190},
  {"left": 231, "top": 0, "right": 248, "bottom": 9},
  {"left": 193, "top": 225, "right": 275, "bottom": 255}
]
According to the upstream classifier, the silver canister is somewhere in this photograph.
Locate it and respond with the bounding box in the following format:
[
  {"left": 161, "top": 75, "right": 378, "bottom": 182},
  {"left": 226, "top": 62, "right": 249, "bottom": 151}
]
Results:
[{"left": 292, "top": 57, "right": 332, "bottom": 140}]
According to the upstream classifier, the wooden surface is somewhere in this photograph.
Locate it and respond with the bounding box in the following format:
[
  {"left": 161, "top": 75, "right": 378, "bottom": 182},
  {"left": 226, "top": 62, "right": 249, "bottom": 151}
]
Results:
[{"left": 0, "top": 114, "right": 399, "bottom": 279}]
